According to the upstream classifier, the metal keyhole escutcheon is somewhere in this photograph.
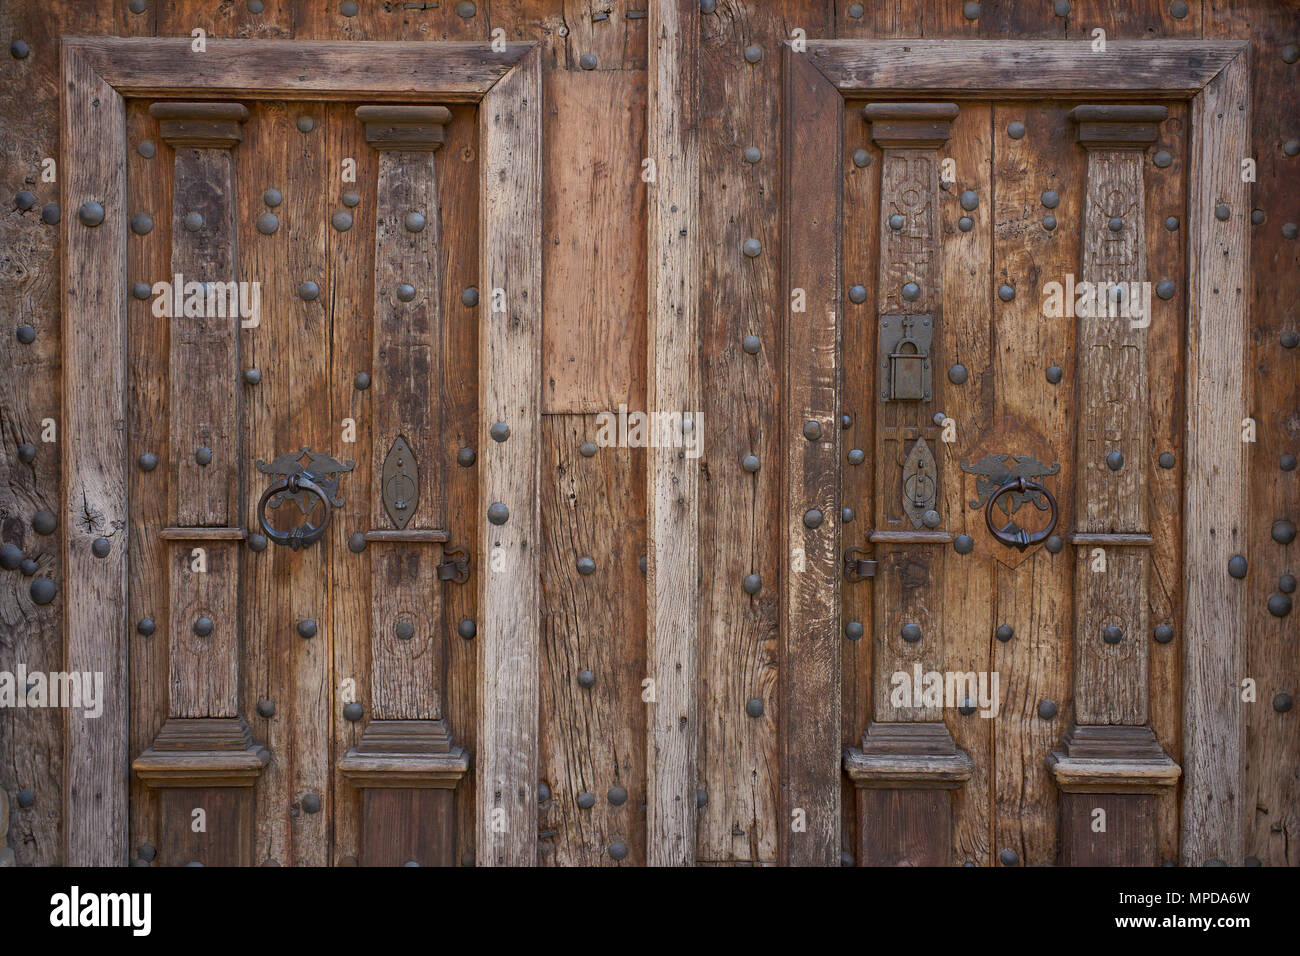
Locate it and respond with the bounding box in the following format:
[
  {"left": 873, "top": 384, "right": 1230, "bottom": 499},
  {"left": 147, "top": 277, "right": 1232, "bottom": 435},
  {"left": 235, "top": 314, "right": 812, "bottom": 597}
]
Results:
[{"left": 984, "top": 477, "right": 1058, "bottom": 552}]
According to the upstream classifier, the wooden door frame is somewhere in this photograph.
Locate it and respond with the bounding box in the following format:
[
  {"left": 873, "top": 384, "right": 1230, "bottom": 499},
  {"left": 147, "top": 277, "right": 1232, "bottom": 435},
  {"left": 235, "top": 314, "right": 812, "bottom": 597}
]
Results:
[
  {"left": 781, "top": 38, "right": 1250, "bottom": 865},
  {"left": 59, "top": 37, "right": 543, "bottom": 865}
]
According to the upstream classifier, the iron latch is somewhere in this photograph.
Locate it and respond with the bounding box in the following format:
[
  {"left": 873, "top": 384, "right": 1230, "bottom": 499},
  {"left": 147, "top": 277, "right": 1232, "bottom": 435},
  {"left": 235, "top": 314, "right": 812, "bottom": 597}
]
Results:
[
  {"left": 844, "top": 547, "right": 877, "bottom": 582},
  {"left": 437, "top": 547, "right": 470, "bottom": 584}
]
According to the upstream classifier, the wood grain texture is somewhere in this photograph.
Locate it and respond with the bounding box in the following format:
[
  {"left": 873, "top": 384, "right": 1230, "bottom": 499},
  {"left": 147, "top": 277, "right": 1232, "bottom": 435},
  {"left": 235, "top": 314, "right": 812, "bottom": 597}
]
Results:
[
  {"left": 780, "top": 47, "right": 841, "bottom": 867},
  {"left": 856, "top": 788, "right": 950, "bottom": 866},
  {"left": 476, "top": 47, "right": 543, "bottom": 867},
  {"left": 360, "top": 788, "right": 455, "bottom": 867},
  {"left": 60, "top": 44, "right": 129, "bottom": 867},
  {"left": 542, "top": 70, "right": 647, "bottom": 413},
  {"left": 1059, "top": 792, "right": 1157, "bottom": 866},
  {"left": 645, "top": 0, "right": 699, "bottom": 867},
  {"left": 807, "top": 39, "right": 1247, "bottom": 96},
  {"left": 1181, "top": 50, "right": 1250, "bottom": 867}
]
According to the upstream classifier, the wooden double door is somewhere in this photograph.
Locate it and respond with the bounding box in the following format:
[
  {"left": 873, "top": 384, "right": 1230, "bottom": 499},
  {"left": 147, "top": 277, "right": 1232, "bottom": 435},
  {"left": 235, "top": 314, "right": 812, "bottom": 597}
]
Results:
[
  {"left": 839, "top": 100, "right": 1186, "bottom": 865},
  {"left": 125, "top": 99, "right": 480, "bottom": 867}
]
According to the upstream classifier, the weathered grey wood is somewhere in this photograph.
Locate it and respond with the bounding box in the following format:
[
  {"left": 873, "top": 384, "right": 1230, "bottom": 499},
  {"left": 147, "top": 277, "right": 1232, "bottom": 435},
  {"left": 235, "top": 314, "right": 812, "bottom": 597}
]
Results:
[
  {"left": 68, "top": 37, "right": 532, "bottom": 101},
  {"left": 476, "top": 46, "right": 543, "bottom": 867},
  {"left": 1181, "top": 49, "right": 1250, "bottom": 867},
  {"left": 778, "top": 47, "right": 841, "bottom": 868},
  {"left": 61, "top": 43, "right": 129, "bottom": 867},
  {"left": 645, "top": 0, "right": 699, "bottom": 869},
  {"left": 807, "top": 39, "right": 1247, "bottom": 96}
]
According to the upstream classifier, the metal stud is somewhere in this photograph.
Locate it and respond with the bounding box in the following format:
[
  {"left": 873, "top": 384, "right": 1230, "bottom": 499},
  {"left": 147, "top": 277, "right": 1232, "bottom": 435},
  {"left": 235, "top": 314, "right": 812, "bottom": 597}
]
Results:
[
  {"left": 1285, "top": 223, "right": 1300, "bottom": 240},
  {"left": 256, "top": 212, "right": 279, "bottom": 234},
  {"left": 849, "top": 284, "right": 867, "bottom": 304},
  {"left": 1040, "top": 190, "right": 1060, "bottom": 209},
  {"left": 954, "top": 534, "right": 974, "bottom": 555},
  {"left": 963, "top": 1, "right": 981, "bottom": 18},
  {"left": 78, "top": 201, "right": 105, "bottom": 227},
  {"left": 457, "top": 448, "right": 476, "bottom": 467},
  {"left": 1037, "top": 699, "right": 1058, "bottom": 720},
  {"left": 1000, "top": 849, "right": 1020, "bottom": 866},
  {"left": 608, "top": 841, "right": 629, "bottom": 861},
  {"left": 901, "top": 282, "right": 921, "bottom": 302},
  {"left": 395, "top": 620, "right": 414, "bottom": 640},
  {"left": 348, "top": 532, "right": 366, "bottom": 553},
  {"left": 604, "top": 785, "right": 628, "bottom": 807},
  {"left": 195, "top": 446, "right": 213, "bottom": 466},
  {"left": 1153, "top": 149, "right": 1173, "bottom": 168},
  {"left": 455, "top": 618, "right": 477, "bottom": 641},
  {"left": 580, "top": 441, "right": 597, "bottom": 458},
  {"left": 11, "top": 39, "right": 30, "bottom": 58},
  {"left": 257, "top": 699, "right": 276, "bottom": 718},
  {"left": 803, "top": 420, "right": 822, "bottom": 441},
  {"left": 1169, "top": 0, "right": 1189, "bottom": 18},
  {"left": 1154, "top": 624, "right": 1174, "bottom": 644},
  {"left": 30, "top": 577, "right": 56, "bottom": 605},
  {"left": 742, "top": 573, "right": 761, "bottom": 595},
  {"left": 579, "top": 53, "right": 597, "bottom": 70},
  {"left": 91, "top": 537, "right": 111, "bottom": 558},
  {"left": 341, "top": 191, "right": 360, "bottom": 208},
  {"left": 1228, "top": 554, "right": 1248, "bottom": 579},
  {"left": 1045, "top": 365, "right": 1063, "bottom": 385},
  {"left": 20, "top": 558, "right": 37, "bottom": 576},
  {"left": 248, "top": 0, "right": 264, "bottom": 11},
  {"left": 16, "top": 325, "right": 35, "bottom": 344},
  {"left": 297, "top": 115, "right": 316, "bottom": 133},
  {"left": 743, "top": 147, "right": 761, "bottom": 164},
  {"left": 577, "top": 669, "right": 595, "bottom": 688},
  {"left": 299, "top": 281, "right": 320, "bottom": 300},
  {"left": 1288, "top": 141, "right": 1300, "bottom": 158},
  {"left": 577, "top": 556, "right": 596, "bottom": 575},
  {"left": 997, "top": 284, "right": 1016, "bottom": 302},
  {"left": 1284, "top": 44, "right": 1300, "bottom": 64},
  {"left": 744, "top": 45, "right": 762, "bottom": 63},
  {"left": 1283, "top": 454, "right": 1298, "bottom": 471},
  {"left": 1165, "top": 216, "right": 1179, "bottom": 231},
  {"left": 852, "top": 149, "right": 872, "bottom": 168},
  {"left": 130, "top": 213, "right": 154, "bottom": 235},
  {"left": 577, "top": 791, "right": 596, "bottom": 809},
  {"left": 1154, "top": 452, "right": 1175, "bottom": 470},
  {"left": 960, "top": 190, "right": 979, "bottom": 211},
  {"left": 331, "top": 211, "right": 353, "bottom": 232},
  {"left": 1272, "top": 520, "right": 1296, "bottom": 544},
  {"left": 41, "top": 202, "right": 60, "bottom": 225},
  {"left": 243, "top": 369, "right": 262, "bottom": 386},
  {"left": 921, "top": 509, "right": 940, "bottom": 529},
  {"left": 18, "top": 442, "right": 37, "bottom": 463},
  {"left": 1102, "top": 625, "right": 1123, "bottom": 644},
  {"left": 845, "top": 621, "right": 864, "bottom": 640},
  {"left": 746, "top": 698, "right": 764, "bottom": 717},
  {"left": 842, "top": 507, "right": 855, "bottom": 524},
  {"left": 132, "top": 282, "right": 152, "bottom": 299},
  {"left": 742, "top": 335, "right": 761, "bottom": 355},
  {"left": 1252, "top": 209, "right": 1266, "bottom": 225},
  {"left": 1108, "top": 216, "right": 1124, "bottom": 232},
  {"left": 32, "top": 510, "right": 56, "bottom": 535},
  {"left": 262, "top": 188, "right": 283, "bottom": 207},
  {"left": 404, "top": 212, "right": 427, "bottom": 232},
  {"left": 193, "top": 617, "right": 214, "bottom": 637},
  {"left": 959, "top": 216, "right": 974, "bottom": 232},
  {"left": 137, "top": 140, "right": 156, "bottom": 158},
  {"left": 948, "top": 363, "right": 968, "bottom": 385},
  {"left": 742, "top": 454, "right": 760, "bottom": 473},
  {"left": 182, "top": 211, "right": 204, "bottom": 232},
  {"left": 1267, "top": 594, "right": 1292, "bottom": 617},
  {"left": 301, "top": 793, "right": 322, "bottom": 814},
  {"left": 456, "top": 0, "right": 477, "bottom": 16},
  {"left": 1283, "top": 331, "right": 1300, "bottom": 349},
  {"left": 1214, "top": 202, "right": 1231, "bottom": 221},
  {"left": 889, "top": 214, "right": 905, "bottom": 230},
  {"left": 353, "top": 372, "right": 370, "bottom": 391},
  {"left": 848, "top": 2, "right": 865, "bottom": 17},
  {"left": 489, "top": 422, "right": 510, "bottom": 443},
  {"left": 996, "top": 624, "right": 1014, "bottom": 643},
  {"left": 803, "top": 509, "right": 824, "bottom": 529},
  {"left": 638, "top": 555, "right": 647, "bottom": 574},
  {"left": 848, "top": 448, "right": 865, "bottom": 465},
  {"left": 901, "top": 623, "right": 922, "bottom": 644},
  {"left": 1274, "top": 693, "right": 1294, "bottom": 713},
  {"left": 0, "top": 545, "right": 23, "bottom": 571},
  {"left": 1007, "top": 121, "right": 1026, "bottom": 139},
  {"left": 297, "top": 619, "right": 318, "bottom": 639},
  {"left": 13, "top": 190, "right": 36, "bottom": 211},
  {"left": 247, "top": 533, "right": 268, "bottom": 552},
  {"left": 1106, "top": 450, "right": 1124, "bottom": 471},
  {"left": 1045, "top": 534, "right": 1064, "bottom": 554},
  {"left": 487, "top": 502, "right": 509, "bottom": 525},
  {"left": 396, "top": 283, "right": 416, "bottom": 302},
  {"left": 1042, "top": 215, "right": 1057, "bottom": 231},
  {"left": 461, "top": 287, "right": 479, "bottom": 307},
  {"left": 742, "top": 238, "right": 761, "bottom": 258},
  {"left": 341, "top": 0, "right": 359, "bottom": 14},
  {"left": 1154, "top": 279, "right": 1176, "bottom": 300},
  {"left": 1281, "top": 573, "right": 1297, "bottom": 594},
  {"left": 16, "top": 790, "right": 35, "bottom": 809},
  {"left": 958, "top": 699, "right": 977, "bottom": 716}
]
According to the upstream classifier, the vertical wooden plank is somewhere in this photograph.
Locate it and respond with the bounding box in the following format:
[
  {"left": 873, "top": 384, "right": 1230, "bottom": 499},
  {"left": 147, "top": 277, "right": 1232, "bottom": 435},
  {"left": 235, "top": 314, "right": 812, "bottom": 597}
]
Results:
[
  {"left": 1182, "top": 51, "right": 1250, "bottom": 866},
  {"left": 645, "top": 0, "right": 698, "bottom": 867},
  {"left": 61, "top": 46, "right": 128, "bottom": 867},
  {"left": 477, "top": 47, "right": 543, "bottom": 867},
  {"left": 1059, "top": 792, "right": 1157, "bottom": 866},
  {"left": 128, "top": 100, "right": 173, "bottom": 866},
  {"left": 539, "top": 416, "right": 647, "bottom": 866},
  {"left": 780, "top": 48, "right": 842, "bottom": 869}
]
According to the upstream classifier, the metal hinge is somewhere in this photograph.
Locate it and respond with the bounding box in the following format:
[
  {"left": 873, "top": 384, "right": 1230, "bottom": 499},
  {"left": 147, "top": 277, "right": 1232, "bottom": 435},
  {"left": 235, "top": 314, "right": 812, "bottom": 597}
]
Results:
[
  {"left": 843, "top": 547, "right": 877, "bottom": 582},
  {"left": 437, "top": 547, "right": 470, "bottom": 584}
]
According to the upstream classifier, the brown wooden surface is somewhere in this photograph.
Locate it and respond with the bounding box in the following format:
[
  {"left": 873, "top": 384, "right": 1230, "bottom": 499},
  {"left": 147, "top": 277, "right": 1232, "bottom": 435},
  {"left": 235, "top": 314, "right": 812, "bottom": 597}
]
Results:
[
  {"left": 1059, "top": 792, "right": 1157, "bottom": 866},
  {"left": 856, "top": 788, "right": 951, "bottom": 866},
  {"left": 359, "top": 788, "right": 454, "bottom": 867}
]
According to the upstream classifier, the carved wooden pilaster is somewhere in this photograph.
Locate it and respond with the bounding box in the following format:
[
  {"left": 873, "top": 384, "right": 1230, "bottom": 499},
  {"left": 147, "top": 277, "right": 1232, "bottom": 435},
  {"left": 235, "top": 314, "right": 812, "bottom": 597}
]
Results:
[
  {"left": 339, "top": 106, "right": 466, "bottom": 866},
  {"left": 846, "top": 103, "right": 971, "bottom": 867},
  {"left": 1048, "top": 105, "right": 1179, "bottom": 866}
]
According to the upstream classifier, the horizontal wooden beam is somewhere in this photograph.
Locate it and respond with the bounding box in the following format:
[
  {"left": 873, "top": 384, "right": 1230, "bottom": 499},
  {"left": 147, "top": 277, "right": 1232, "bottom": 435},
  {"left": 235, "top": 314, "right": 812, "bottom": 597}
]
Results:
[
  {"left": 808, "top": 40, "right": 1247, "bottom": 97},
  {"left": 66, "top": 37, "right": 534, "bottom": 102}
]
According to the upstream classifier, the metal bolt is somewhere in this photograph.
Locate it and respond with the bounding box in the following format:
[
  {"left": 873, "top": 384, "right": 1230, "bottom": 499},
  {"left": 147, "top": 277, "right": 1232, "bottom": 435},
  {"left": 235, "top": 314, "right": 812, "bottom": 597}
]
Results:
[
  {"left": 395, "top": 619, "right": 414, "bottom": 640},
  {"left": 742, "top": 335, "right": 761, "bottom": 354},
  {"left": 343, "top": 701, "right": 363, "bottom": 721},
  {"left": 457, "top": 448, "right": 476, "bottom": 467},
  {"left": 16, "top": 325, "right": 35, "bottom": 344},
  {"left": 1285, "top": 140, "right": 1300, "bottom": 158},
  {"left": 11, "top": 39, "right": 30, "bottom": 58},
  {"left": 32, "top": 510, "right": 56, "bottom": 535},
  {"left": 1037, "top": 699, "right": 1058, "bottom": 720},
  {"left": 487, "top": 502, "right": 509, "bottom": 525},
  {"left": 1252, "top": 209, "right": 1266, "bottom": 225},
  {"left": 996, "top": 625, "right": 1014, "bottom": 643},
  {"left": 1283, "top": 454, "right": 1297, "bottom": 471},
  {"left": 1267, "top": 594, "right": 1292, "bottom": 617},
  {"left": 0, "top": 545, "right": 23, "bottom": 571},
  {"left": 297, "top": 115, "right": 316, "bottom": 133},
  {"left": 1106, "top": 450, "right": 1124, "bottom": 471},
  {"left": 16, "top": 790, "right": 35, "bottom": 808},
  {"left": 130, "top": 213, "right": 154, "bottom": 235},
  {"left": 1281, "top": 574, "right": 1297, "bottom": 594},
  {"left": 954, "top": 534, "right": 974, "bottom": 555},
  {"left": 959, "top": 216, "right": 974, "bottom": 232},
  {"left": 1286, "top": 223, "right": 1300, "bottom": 240},
  {"left": 845, "top": 621, "right": 864, "bottom": 640},
  {"left": 91, "top": 537, "right": 111, "bottom": 558},
  {"left": 137, "top": 618, "right": 156, "bottom": 636},
  {"left": 1045, "top": 365, "right": 1063, "bottom": 385},
  {"left": 462, "top": 287, "right": 479, "bottom": 307},
  {"left": 195, "top": 446, "right": 212, "bottom": 466},
  {"left": 299, "top": 281, "right": 320, "bottom": 300},
  {"left": 248, "top": 0, "right": 264, "bottom": 12},
  {"left": 852, "top": 149, "right": 872, "bottom": 168},
  {"left": 580, "top": 441, "right": 597, "bottom": 458},
  {"left": 456, "top": 0, "right": 476, "bottom": 17},
  {"left": 1228, "top": 554, "right": 1248, "bottom": 579},
  {"left": 41, "top": 203, "right": 60, "bottom": 224},
  {"left": 132, "top": 282, "right": 152, "bottom": 300},
  {"left": 1274, "top": 693, "right": 1294, "bottom": 713},
  {"left": 744, "top": 45, "right": 762, "bottom": 63},
  {"left": 341, "top": 0, "right": 359, "bottom": 15},
  {"left": 396, "top": 283, "right": 416, "bottom": 302},
  {"left": 78, "top": 201, "right": 105, "bottom": 227},
  {"left": 579, "top": 53, "right": 597, "bottom": 70},
  {"left": 341, "top": 191, "right": 360, "bottom": 208},
  {"left": 405, "top": 212, "right": 427, "bottom": 232},
  {"left": 901, "top": 623, "right": 922, "bottom": 643},
  {"left": 193, "top": 617, "right": 214, "bottom": 637},
  {"left": 30, "top": 578, "right": 56, "bottom": 605},
  {"left": 958, "top": 699, "right": 977, "bottom": 716},
  {"left": 1045, "top": 535, "right": 1064, "bottom": 553},
  {"left": 803, "top": 420, "right": 822, "bottom": 441},
  {"left": 746, "top": 698, "right": 764, "bottom": 717},
  {"left": 577, "top": 669, "right": 594, "bottom": 688},
  {"left": 743, "top": 147, "right": 761, "bottom": 164},
  {"left": 1041, "top": 190, "right": 1060, "bottom": 209},
  {"left": 803, "top": 509, "right": 824, "bottom": 529},
  {"left": 842, "top": 507, "right": 855, "bottom": 524},
  {"left": 347, "top": 532, "right": 366, "bottom": 553},
  {"left": 901, "top": 282, "right": 921, "bottom": 301},
  {"left": 1042, "top": 215, "right": 1057, "bottom": 231},
  {"left": 247, "top": 533, "right": 268, "bottom": 552},
  {"left": 1153, "top": 150, "right": 1173, "bottom": 168},
  {"left": 13, "top": 190, "right": 36, "bottom": 211},
  {"left": 848, "top": 448, "right": 865, "bottom": 465},
  {"left": 577, "top": 556, "right": 596, "bottom": 575},
  {"left": 1102, "top": 625, "right": 1123, "bottom": 644},
  {"left": 458, "top": 619, "right": 477, "bottom": 639},
  {"left": 949, "top": 363, "right": 968, "bottom": 385},
  {"left": 1214, "top": 202, "right": 1231, "bottom": 221},
  {"left": 1283, "top": 331, "right": 1300, "bottom": 349},
  {"left": 301, "top": 793, "right": 322, "bottom": 813},
  {"left": 297, "top": 619, "right": 317, "bottom": 639},
  {"left": 998, "top": 284, "right": 1016, "bottom": 302},
  {"left": 608, "top": 841, "right": 628, "bottom": 861},
  {"left": 1007, "top": 120, "right": 1026, "bottom": 139},
  {"left": 742, "top": 573, "right": 761, "bottom": 595},
  {"left": 490, "top": 422, "right": 510, "bottom": 442},
  {"left": 182, "top": 211, "right": 204, "bottom": 232},
  {"left": 889, "top": 214, "right": 905, "bottom": 230},
  {"left": 1108, "top": 216, "right": 1124, "bottom": 232},
  {"left": 922, "top": 509, "right": 940, "bottom": 529},
  {"left": 608, "top": 785, "right": 627, "bottom": 805},
  {"left": 1154, "top": 624, "right": 1174, "bottom": 643},
  {"left": 1166, "top": 216, "right": 1179, "bottom": 231},
  {"left": 1272, "top": 520, "right": 1296, "bottom": 544},
  {"left": 743, "top": 238, "right": 762, "bottom": 258},
  {"left": 353, "top": 371, "right": 370, "bottom": 390},
  {"left": 256, "top": 213, "right": 279, "bottom": 235},
  {"left": 331, "top": 210, "right": 353, "bottom": 232},
  {"left": 849, "top": 285, "right": 867, "bottom": 304},
  {"left": 1000, "top": 849, "right": 1020, "bottom": 866},
  {"left": 742, "top": 454, "right": 760, "bottom": 473},
  {"left": 18, "top": 442, "right": 37, "bottom": 463},
  {"left": 1169, "top": 0, "right": 1189, "bottom": 18},
  {"left": 257, "top": 699, "right": 275, "bottom": 718},
  {"left": 960, "top": 190, "right": 979, "bottom": 211},
  {"left": 577, "top": 792, "right": 596, "bottom": 809}
]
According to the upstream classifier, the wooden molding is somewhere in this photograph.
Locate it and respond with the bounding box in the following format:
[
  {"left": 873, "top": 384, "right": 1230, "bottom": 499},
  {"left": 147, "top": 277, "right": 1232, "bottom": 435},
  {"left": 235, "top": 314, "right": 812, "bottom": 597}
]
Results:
[
  {"left": 862, "top": 102, "right": 958, "bottom": 147},
  {"left": 339, "top": 720, "right": 470, "bottom": 789},
  {"left": 356, "top": 105, "right": 452, "bottom": 151},
  {"left": 132, "top": 717, "right": 269, "bottom": 788},
  {"left": 1048, "top": 724, "right": 1181, "bottom": 794},
  {"left": 1070, "top": 104, "right": 1169, "bottom": 148},
  {"left": 844, "top": 722, "right": 974, "bottom": 788},
  {"left": 148, "top": 101, "right": 248, "bottom": 148}
]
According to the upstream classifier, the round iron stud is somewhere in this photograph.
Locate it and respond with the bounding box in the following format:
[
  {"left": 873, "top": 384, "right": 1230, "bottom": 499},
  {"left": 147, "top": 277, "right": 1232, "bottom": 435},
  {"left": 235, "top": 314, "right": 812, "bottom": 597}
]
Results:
[
  {"left": 1156, "top": 279, "right": 1176, "bottom": 300},
  {"left": 1165, "top": 216, "right": 1179, "bottom": 231},
  {"left": 297, "top": 115, "right": 316, "bottom": 133},
  {"left": 1284, "top": 45, "right": 1300, "bottom": 64},
  {"left": 1286, "top": 223, "right": 1300, "bottom": 240},
  {"left": 742, "top": 238, "right": 762, "bottom": 258},
  {"left": 348, "top": 532, "right": 366, "bottom": 553},
  {"left": 78, "top": 201, "right": 105, "bottom": 227},
  {"left": 579, "top": 53, "right": 597, "bottom": 70},
  {"left": 456, "top": 0, "right": 477, "bottom": 16},
  {"left": 489, "top": 422, "right": 510, "bottom": 443},
  {"left": 848, "top": 448, "right": 865, "bottom": 465},
  {"left": 32, "top": 510, "right": 57, "bottom": 535},
  {"left": 193, "top": 617, "right": 214, "bottom": 637},
  {"left": 852, "top": 148, "right": 871, "bottom": 168},
  {"left": 1283, "top": 330, "right": 1300, "bottom": 348},
  {"left": 11, "top": 39, "right": 30, "bottom": 58},
  {"left": 1228, "top": 554, "right": 1248, "bottom": 579},
  {"left": 1154, "top": 624, "right": 1174, "bottom": 644},
  {"left": 746, "top": 698, "right": 764, "bottom": 718},
  {"left": 1037, "top": 699, "right": 1058, "bottom": 720},
  {"left": 458, "top": 619, "right": 477, "bottom": 640},
  {"left": 948, "top": 363, "right": 968, "bottom": 385},
  {"left": 331, "top": 211, "right": 353, "bottom": 232},
  {"left": 963, "top": 2, "right": 981, "bottom": 20},
  {"left": 1214, "top": 202, "right": 1231, "bottom": 221},
  {"left": 1281, "top": 574, "right": 1297, "bottom": 594},
  {"left": 351, "top": 371, "right": 371, "bottom": 392},
  {"left": 1042, "top": 215, "right": 1057, "bottom": 231},
  {"left": 298, "top": 281, "right": 320, "bottom": 301},
  {"left": 537, "top": 782, "right": 551, "bottom": 804},
  {"left": 301, "top": 793, "right": 321, "bottom": 814},
  {"left": 608, "top": 841, "right": 628, "bottom": 861},
  {"left": 1283, "top": 454, "right": 1298, "bottom": 471},
  {"left": 1169, "top": 0, "right": 1189, "bottom": 18},
  {"left": 849, "top": 3, "right": 865, "bottom": 18},
  {"left": 842, "top": 508, "right": 856, "bottom": 524},
  {"left": 1102, "top": 625, "right": 1123, "bottom": 644},
  {"left": 997, "top": 284, "right": 1016, "bottom": 302},
  {"left": 0, "top": 545, "right": 23, "bottom": 571},
  {"left": 922, "top": 509, "right": 940, "bottom": 529},
  {"left": 959, "top": 216, "right": 974, "bottom": 232},
  {"left": 18, "top": 443, "right": 37, "bottom": 463},
  {"left": 41, "top": 203, "right": 60, "bottom": 224},
  {"left": 1267, "top": 594, "right": 1292, "bottom": 617},
  {"left": 1106, "top": 450, "right": 1124, "bottom": 471},
  {"left": 195, "top": 446, "right": 212, "bottom": 466},
  {"left": 30, "top": 578, "right": 56, "bottom": 605},
  {"left": 901, "top": 623, "right": 922, "bottom": 644},
  {"left": 576, "top": 556, "right": 596, "bottom": 575},
  {"left": 960, "top": 190, "right": 979, "bottom": 211},
  {"left": 1041, "top": 190, "right": 1060, "bottom": 209},
  {"left": 395, "top": 620, "right": 414, "bottom": 640},
  {"left": 742, "top": 573, "right": 761, "bottom": 595},
  {"left": 958, "top": 699, "right": 977, "bottom": 716},
  {"left": 1272, "top": 520, "right": 1296, "bottom": 544},
  {"left": 607, "top": 785, "right": 628, "bottom": 806},
  {"left": 803, "top": 509, "right": 824, "bottom": 529},
  {"left": 19, "top": 559, "right": 34, "bottom": 577},
  {"left": 1159, "top": 452, "right": 1176, "bottom": 469},
  {"left": 1153, "top": 149, "right": 1173, "bottom": 168},
  {"left": 16, "top": 325, "right": 35, "bottom": 344},
  {"left": 1273, "top": 693, "right": 1294, "bottom": 713},
  {"left": 256, "top": 213, "right": 279, "bottom": 235},
  {"left": 1284, "top": 140, "right": 1300, "bottom": 158},
  {"left": 182, "top": 211, "right": 204, "bottom": 232},
  {"left": 341, "top": 191, "right": 360, "bottom": 208},
  {"left": 1007, "top": 120, "right": 1026, "bottom": 139},
  {"left": 743, "top": 146, "right": 761, "bottom": 164},
  {"left": 138, "top": 140, "right": 156, "bottom": 158},
  {"left": 487, "top": 503, "right": 509, "bottom": 525},
  {"left": 404, "top": 212, "right": 426, "bottom": 232},
  {"left": 580, "top": 441, "right": 597, "bottom": 458},
  {"left": 297, "top": 619, "right": 317, "bottom": 639},
  {"left": 248, "top": 0, "right": 264, "bottom": 11},
  {"left": 91, "top": 537, "right": 111, "bottom": 558},
  {"left": 954, "top": 534, "right": 974, "bottom": 555},
  {"left": 996, "top": 625, "right": 1014, "bottom": 643},
  {"left": 341, "top": 0, "right": 359, "bottom": 14},
  {"left": 130, "top": 213, "right": 154, "bottom": 235},
  {"left": 888, "top": 214, "right": 905, "bottom": 230},
  {"left": 247, "top": 533, "right": 268, "bottom": 553},
  {"left": 742, "top": 454, "right": 760, "bottom": 473},
  {"left": 13, "top": 190, "right": 36, "bottom": 211},
  {"left": 744, "top": 45, "right": 762, "bottom": 63},
  {"left": 803, "top": 420, "right": 823, "bottom": 441},
  {"left": 1045, "top": 535, "right": 1063, "bottom": 554},
  {"left": 257, "top": 700, "right": 275, "bottom": 718},
  {"left": 1252, "top": 209, "right": 1266, "bottom": 225},
  {"left": 458, "top": 287, "right": 480, "bottom": 309},
  {"left": 1000, "top": 849, "right": 1019, "bottom": 866},
  {"left": 849, "top": 284, "right": 867, "bottom": 304},
  {"left": 1045, "top": 365, "right": 1063, "bottom": 385},
  {"left": 577, "top": 792, "right": 596, "bottom": 809},
  {"left": 396, "top": 283, "right": 416, "bottom": 302},
  {"left": 16, "top": 790, "right": 35, "bottom": 809},
  {"left": 901, "top": 282, "right": 921, "bottom": 302},
  {"left": 132, "top": 282, "right": 152, "bottom": 300},
  {"left": 263, "top": 188, "right": 283, "bottom": 207},
  {"left": 742, "top": 335, "right": 761, "bottom": 354},
  {"left": 845, "top": 621, "right": 864, "bottom": 641},
  {"left": 577, "top": 669, "right": 595, "bottom": 688},
  {"left": 457, "top": 448, "right": 476, "bottom": 467}
]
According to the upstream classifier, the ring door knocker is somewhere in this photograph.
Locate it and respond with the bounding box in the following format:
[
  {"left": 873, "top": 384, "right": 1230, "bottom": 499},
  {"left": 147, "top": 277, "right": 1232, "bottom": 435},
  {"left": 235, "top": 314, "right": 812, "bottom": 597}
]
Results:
[
  {"left": 255, "top": 447, "right": 355, "bottom": 551},
  {"left": 984, "top": 476, "right": 1059, "bottom": 552}
]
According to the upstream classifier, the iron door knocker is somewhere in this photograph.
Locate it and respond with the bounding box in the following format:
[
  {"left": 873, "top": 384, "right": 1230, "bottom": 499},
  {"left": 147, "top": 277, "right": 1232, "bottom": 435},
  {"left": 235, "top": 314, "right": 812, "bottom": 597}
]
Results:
[
  {"left": 985, "top": 476, "right": 1058, "bottom": 552},
  {"left": 257, "top": 472, "right": 332, "bottom": 551}
]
